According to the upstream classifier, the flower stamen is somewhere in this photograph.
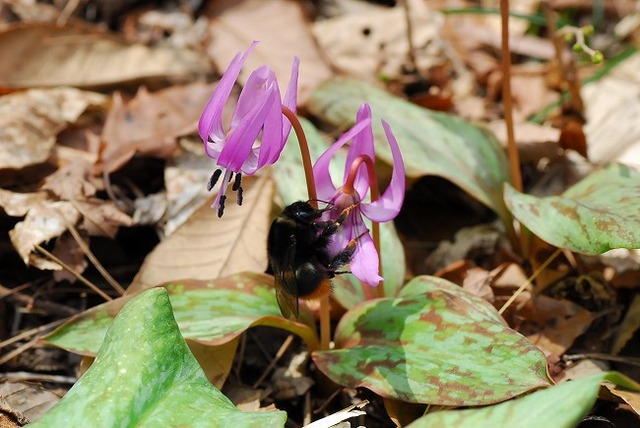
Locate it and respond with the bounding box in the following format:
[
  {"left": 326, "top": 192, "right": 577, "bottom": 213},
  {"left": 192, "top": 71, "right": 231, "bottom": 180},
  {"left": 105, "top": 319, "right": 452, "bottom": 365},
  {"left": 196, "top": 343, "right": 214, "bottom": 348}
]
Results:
[{"left": 207, "top": 169, "right": 223, "bottom": 192}]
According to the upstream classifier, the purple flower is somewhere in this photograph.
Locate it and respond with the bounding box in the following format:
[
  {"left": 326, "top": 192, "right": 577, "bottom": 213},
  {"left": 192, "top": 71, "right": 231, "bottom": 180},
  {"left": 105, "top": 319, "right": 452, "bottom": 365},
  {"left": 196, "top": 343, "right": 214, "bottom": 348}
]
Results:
[
  {"left": 199, "top": 41, "right": 299, "bottom": 217},
  {"left": 313, "top": 104, "right": 405, "bottom": 286}
]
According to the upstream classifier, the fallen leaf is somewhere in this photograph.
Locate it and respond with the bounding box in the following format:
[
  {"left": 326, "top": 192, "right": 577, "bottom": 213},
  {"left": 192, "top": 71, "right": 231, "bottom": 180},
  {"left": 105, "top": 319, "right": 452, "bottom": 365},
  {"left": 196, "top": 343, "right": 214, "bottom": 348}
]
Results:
[
  {"left": 0, "top": 382, "right": 61, "bottom": 424},
  {"left": 52, "top": 231, "right": 88, "bottom": 282},
  {"left": 0, "top": 87, "right": 105, "bottom": 171},
  {"left": 0, "top": 189, "right": 80, "bottom": 269},
  {"left": 612, "top": 293, "right": 640, "bottom": 354},
  {"left": 519, "top": 295, "right": 593, "bottom": 356},
  {"left": 42, "top": 159, "right": 96, "bottom": 200},
  {"left": 583, "top": 51, "right": 640, "bottom": 166},
  {"left": 205, "top": 0, "right": 332, "bottom": 104},
  {"left": 313, "top": 0, "right": 444, "bottom": 82},
  {"left": 0, "top": 23, "right": 210, "bottom": 89},
  {"left": 127, "top": 175, "right": 273, "bottom": 292},
  {"left": 97, "top": 83, "right": 215, "bottom": 173}
]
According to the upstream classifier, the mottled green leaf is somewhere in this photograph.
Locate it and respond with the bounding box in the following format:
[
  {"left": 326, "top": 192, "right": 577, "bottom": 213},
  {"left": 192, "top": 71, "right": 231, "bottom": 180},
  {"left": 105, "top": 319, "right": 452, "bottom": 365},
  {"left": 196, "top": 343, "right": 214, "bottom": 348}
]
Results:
[
  {"left": 45, "top": 272, "right": 319, "bottom": 355},
  {"left": 313, "top": 276, "right": 550, "bottom": 405},
  {"left": 408, "top": 371, "right": 640, "bottom": 428},
  {"left": 505, "top": 164, "right": 640, "bottom": 254},
  {"left": 32, "top": 288, "right": 286, "bottom": 428},
  {"left": 307, "top": 77, "right": 512, "bottom": 224}
]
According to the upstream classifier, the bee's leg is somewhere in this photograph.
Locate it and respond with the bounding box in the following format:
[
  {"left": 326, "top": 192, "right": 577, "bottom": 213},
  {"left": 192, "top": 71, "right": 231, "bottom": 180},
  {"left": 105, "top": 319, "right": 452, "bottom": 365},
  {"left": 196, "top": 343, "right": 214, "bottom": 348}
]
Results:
[
  {"left": 326, "top": 231, "right": 367, "bottom": 271},
  {"left": 316, "top": 203, "right": 360, "bottom": 239}
]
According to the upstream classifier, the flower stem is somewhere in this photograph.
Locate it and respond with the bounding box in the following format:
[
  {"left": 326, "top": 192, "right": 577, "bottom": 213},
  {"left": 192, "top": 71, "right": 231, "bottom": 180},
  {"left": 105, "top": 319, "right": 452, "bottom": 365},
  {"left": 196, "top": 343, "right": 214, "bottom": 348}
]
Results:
[
  {"left": 282, "top": 106, "right": 330, "bottom": 350},
  {"left": 282, "top": 107, "right": 318, "bottom": 204},
  {"left": 344, "top": 155, "right": 384, "bottom": 299}
]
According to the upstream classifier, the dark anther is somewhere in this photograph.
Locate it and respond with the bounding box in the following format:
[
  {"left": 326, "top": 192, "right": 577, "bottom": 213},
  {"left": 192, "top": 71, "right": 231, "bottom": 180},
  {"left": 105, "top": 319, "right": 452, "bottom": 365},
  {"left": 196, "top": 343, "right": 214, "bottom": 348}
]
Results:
[
  {"left": 217, "top": 195, "right": 227, "bottom": 218},
  {"left": 232, "top": 172, "right": 242, "bottom": 191},
  {"left": 207, "top": 169, "right": 222, "bottom": 191},
  {"left": 228, "top": 171, "right": 234, "bottom": 182},
  {"left": 237, "top": 186, "right": 243, "bottom": 206}
]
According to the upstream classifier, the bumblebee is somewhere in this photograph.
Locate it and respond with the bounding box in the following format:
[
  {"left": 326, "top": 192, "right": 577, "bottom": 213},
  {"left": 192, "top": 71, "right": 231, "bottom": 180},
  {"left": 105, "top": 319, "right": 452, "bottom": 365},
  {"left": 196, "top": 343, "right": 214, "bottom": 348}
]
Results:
[{"left": 267, "top": 201, "right": 358, "bottom": 319}]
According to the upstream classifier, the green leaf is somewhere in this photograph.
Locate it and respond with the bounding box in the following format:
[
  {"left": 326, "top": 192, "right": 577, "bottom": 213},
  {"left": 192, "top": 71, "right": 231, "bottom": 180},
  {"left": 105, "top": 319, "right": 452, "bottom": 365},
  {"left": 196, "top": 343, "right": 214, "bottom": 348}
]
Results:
[
  {"left": 45, "top": 272, "right": 319, "bottom": 355},
  {"left": 407, "top": 371, "right": 640, "bottom": 428},
  {"left": 313, "top": 276, "right": 550, "bottom": 405},
  {"left": 32, "top": 288, "right": 286, "bottom": 427},
  {"left": 505, "top": 164, "right": 640, "bottom": 254},
  {"left": 307, "top": 77, "right": 512, "bottom": 224}
]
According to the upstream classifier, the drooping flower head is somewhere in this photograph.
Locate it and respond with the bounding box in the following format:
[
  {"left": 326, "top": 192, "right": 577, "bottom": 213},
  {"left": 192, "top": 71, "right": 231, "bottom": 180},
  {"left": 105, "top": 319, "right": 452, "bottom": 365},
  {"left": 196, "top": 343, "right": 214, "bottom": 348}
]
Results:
[
  {"left": 199, "top": 41, "right": 299, "bottom": 217},
  {"left": 313, "top": 104, "right": 405, "bottom": 286}
]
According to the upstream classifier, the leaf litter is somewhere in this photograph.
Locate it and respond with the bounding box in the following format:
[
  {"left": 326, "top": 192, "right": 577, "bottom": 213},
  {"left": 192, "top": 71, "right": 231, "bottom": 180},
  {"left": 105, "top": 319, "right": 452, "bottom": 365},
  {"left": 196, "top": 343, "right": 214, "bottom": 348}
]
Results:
[{"left": 1, "top": 0, "right": 640, "bottom": 427}]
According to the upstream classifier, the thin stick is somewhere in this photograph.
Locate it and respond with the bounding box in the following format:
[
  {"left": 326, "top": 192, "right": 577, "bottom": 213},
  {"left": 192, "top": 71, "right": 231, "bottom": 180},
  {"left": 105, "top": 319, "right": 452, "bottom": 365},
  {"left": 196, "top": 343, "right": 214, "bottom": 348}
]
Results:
[
  {"left": 0, "top": 319, "right": 67, "bottom": 350},
  {"left": 252, "top": 334, "right": 295, "bottom": 388},
  {"left": 0, "top": 336, "right": 40, "bottom": 365},
  {"left": 67, "top": 223, "right": 125, "bottom": 295},
  {"left": 499, "top": 248, "right": 562, "bottom": 314},
  {"left": 400, "top": 0, "right": 418, "bottom": 72},
  {"left": 35, "top": 244, "right": 112, "bottom": 301},
  {"left": 282, "top": 106, "right": 331, "bottom": 350},
  {"left": 564, "top": 353, "right": 640, "bottom": 367}
]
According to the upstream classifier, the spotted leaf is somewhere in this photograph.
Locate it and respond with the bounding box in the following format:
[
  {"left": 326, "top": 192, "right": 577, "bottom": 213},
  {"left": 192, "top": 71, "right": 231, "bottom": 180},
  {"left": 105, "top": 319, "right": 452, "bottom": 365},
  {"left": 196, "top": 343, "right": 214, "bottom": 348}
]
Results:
[{"left": 313, "top": 276, "right": 551, "bottom": 405}]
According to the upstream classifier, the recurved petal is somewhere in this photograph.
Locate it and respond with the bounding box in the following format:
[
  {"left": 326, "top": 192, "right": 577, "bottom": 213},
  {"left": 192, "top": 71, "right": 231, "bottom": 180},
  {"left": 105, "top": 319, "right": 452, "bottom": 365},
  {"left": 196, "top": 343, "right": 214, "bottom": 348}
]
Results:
[
  {"left": 281, "top": 57, "right": 300, "bottom": 139},
  {"left": 312, "top": 118, "right": 371, "bottom": 201},
  {"left": 199, "top": 41, "right": 258, "bottom": 145},
  {"left": 361, "top": 120, "right": 405, "bottom": 222},
  {"left": 345, "top": 104, "right": 375, "bottom": 198}
]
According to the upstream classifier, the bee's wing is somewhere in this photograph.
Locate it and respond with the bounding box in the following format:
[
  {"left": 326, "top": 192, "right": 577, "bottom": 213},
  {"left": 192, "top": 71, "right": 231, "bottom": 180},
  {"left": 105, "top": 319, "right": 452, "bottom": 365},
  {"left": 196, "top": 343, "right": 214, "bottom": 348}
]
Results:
[{"left": 274, "top": 235, "right": 299, "bottom": 319}]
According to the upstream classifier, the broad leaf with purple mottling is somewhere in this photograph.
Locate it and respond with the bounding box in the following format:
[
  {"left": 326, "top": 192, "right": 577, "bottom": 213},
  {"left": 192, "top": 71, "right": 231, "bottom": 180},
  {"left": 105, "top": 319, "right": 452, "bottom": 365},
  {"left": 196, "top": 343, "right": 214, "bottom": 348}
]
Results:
[
  {"left": 44, "top": 272, "right": 319, "bottom": 355},
  {"left": 313, "top": 276, "right": 551, "bottom": 405},
  {"left": 505, "top": 164, "right": 640, "bottom": 254},
  {"left": 32, "top": 288, "right": 286, "bottom": 427}
]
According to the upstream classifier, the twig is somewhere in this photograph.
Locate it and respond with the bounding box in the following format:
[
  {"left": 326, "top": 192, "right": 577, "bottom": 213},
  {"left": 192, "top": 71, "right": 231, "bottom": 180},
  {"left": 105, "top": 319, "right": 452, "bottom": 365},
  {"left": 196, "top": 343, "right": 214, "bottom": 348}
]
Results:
[
  {"left": 252, "top": 334, "right": 295, "bottom": 388},
  {"left": 564, "top": 353, "right": 640, "bottom": 367},
  {"left": 499, "top": 247, "right": 562, "bottom": 314},
  {"left": 0, "top": 284, "right": 77, "bottom": 317},
  {"left": 67, "top": 223, "right": 125, "bottom": 295},
  {"left": 0, "top": 371, "right": 77, "bottom": 384},
  {"left": 0, "top": 319, "right": 67, "bottom": 350},
  {"left": 34, "top": 244, "right": 112, "bottom": 301}
]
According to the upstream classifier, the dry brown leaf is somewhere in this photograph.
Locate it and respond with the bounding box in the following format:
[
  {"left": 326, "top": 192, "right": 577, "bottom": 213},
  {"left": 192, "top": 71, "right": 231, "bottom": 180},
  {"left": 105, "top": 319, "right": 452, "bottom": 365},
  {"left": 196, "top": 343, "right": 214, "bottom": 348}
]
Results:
[
  {"left": 74, "top": 199, "right": 133, "bottom": 238},
  {"left": 612, "top": 294, "right": 640, "bottom": 355},
  {"left": 0, "top": 23, "right": 210, "bottom": 88},
  {"left": 205, "top": 0, "right": 332, "bottom": 104},
  {"left": 583, "top": 51, "right": 640, "bottom": 166},
  {"left": 520, "top": 295, "right": 593, "bottom": 356},
  {"left": 0, "top": 381, "right": 61, "bottom": 424},
  {"left": 127, "top": 174, "right": 274, "bottom": 292},
  {"left": 52, "top": 231, "right": 88, "bottom": 282},
  {"left": 42, "top": 159, "right": 96, "bottom": 200},
  {"left": 164, "top": 142, "right": 217, "bottom": 236},
  {"left": 603, "top": 385, "right": 640, "bottom": 416},
  {"left": 0, "top": 189, "right": 80, "bottom": 269},
  {"left": 487, "top": 120, "right": 560, "bottom": 163},
  {"left": 97, "top": 83, "right": 215, "bottom": 173},
  {"left": 313, "top": 0, "right": 443, "bottom": 82},
  {"left": 96, "top": 85, "right": 203, "bottom": 171},
  {"left": 0, "top": 87, "right": 105, "bottom": 171}
]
